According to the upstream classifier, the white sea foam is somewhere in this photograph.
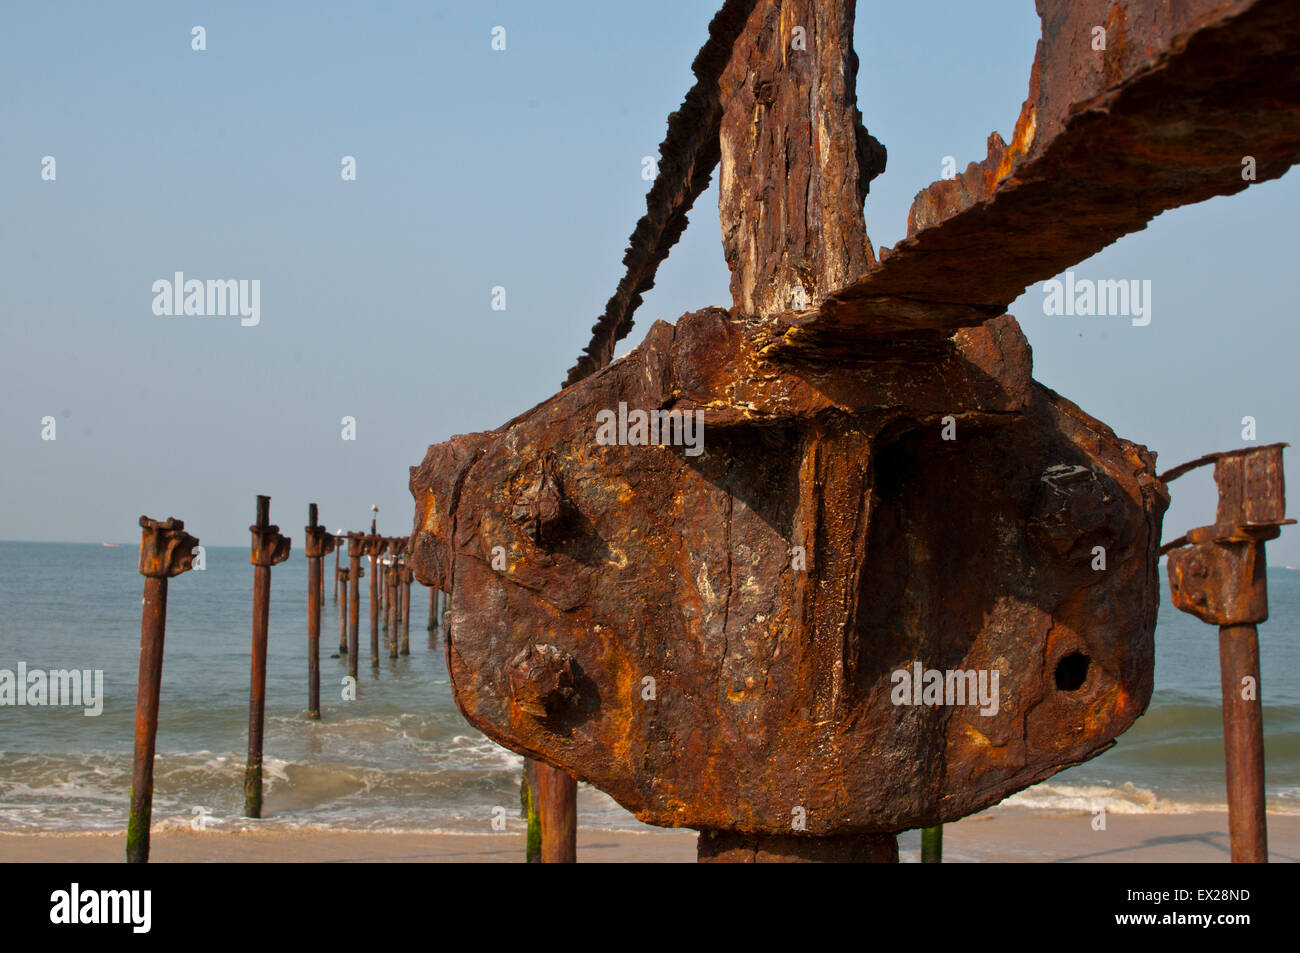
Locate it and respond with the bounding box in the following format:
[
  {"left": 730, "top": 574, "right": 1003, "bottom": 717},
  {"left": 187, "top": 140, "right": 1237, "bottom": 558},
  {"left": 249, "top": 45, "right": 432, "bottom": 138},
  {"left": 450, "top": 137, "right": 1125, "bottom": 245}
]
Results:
[{"left": 1005, "top": 780, "right": 1300, "bottom": 816}]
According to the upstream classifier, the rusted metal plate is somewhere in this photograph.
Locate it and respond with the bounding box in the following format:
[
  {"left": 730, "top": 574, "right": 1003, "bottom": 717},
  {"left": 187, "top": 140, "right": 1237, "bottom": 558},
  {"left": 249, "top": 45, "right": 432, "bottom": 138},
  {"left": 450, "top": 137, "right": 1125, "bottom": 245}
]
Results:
[
  {"left": 138, "top": 516, "right": 199, "bottom": 578},
  {"left": 563, "top": 0, "right": 761, "bottom": 387},
  {"left": 411, "top": 302, "right": 1168, "bottom": 833},
  {"left": 1165, "top": 444, "right": 1292, "bottom": 626}
]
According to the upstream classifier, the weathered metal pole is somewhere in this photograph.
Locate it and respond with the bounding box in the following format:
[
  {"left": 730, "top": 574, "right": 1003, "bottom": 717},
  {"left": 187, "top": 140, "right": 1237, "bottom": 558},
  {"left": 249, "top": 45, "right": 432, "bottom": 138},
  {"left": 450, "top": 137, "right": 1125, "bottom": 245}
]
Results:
[
  {"left": 921, "top": 825, "right": 943, "bottom": 863},
  {"left": 346, "top": 533, "right": 363, "bottom": 680},
  {"left": 338, "top": 567, "right": 350, "bottom": 654},
  {"left": 365, "top": 520, "right": 387, "bottom": 668},
  {"left": 246, "top": 495, "right": 291, "bottom": 818},
  {"left": 304, "top": 504, "right": 336, "bottom": 720},
  {"left": 1220, "top": 624, "right": 1267, "bottom": 862},
  {"left": 333, "top": 533, "right": 342, "bottom": 602},
  {"left": 387, "top": 559, "right": 399, "bottom": 658},
  {"left": 400, "top": 564, "right": 412, "bottom": 655},
  {"left": 128, "top": 516, "right": 199, "bottom": 863},
  {"left": 427, "top": 587, "right": 437, "bottom": 631},
  {"left": 535, "top": 761, "right": 577, "bottom": 863},
  {"left": 1164, "top": 443, "right": 1292, "bottom": 864}
]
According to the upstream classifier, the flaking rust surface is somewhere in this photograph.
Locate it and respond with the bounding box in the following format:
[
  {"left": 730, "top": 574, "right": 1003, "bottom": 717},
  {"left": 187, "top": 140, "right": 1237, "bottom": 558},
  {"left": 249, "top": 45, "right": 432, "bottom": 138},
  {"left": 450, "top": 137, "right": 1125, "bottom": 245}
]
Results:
[
  {"left": 410, "top": 0, "right": 1300, "bottom": 837},
  {"left": 413, "top": 306, "right": 1165, "bottom": 833}
]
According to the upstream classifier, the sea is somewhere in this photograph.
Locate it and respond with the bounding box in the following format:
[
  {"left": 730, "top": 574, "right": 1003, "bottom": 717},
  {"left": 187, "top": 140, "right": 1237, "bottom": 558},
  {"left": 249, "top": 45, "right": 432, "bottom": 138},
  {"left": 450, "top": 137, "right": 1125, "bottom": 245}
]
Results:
[{"left": 1, "top": 541, "right": 1297, "bottom": 839}]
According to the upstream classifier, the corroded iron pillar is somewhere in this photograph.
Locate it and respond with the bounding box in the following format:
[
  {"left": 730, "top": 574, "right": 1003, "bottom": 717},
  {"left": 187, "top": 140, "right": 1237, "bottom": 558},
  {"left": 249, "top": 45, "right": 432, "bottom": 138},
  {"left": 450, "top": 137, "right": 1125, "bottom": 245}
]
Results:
[
  {"left": 128, "top": 515, "right": 199, "bottom": 863},
  {"left": 245, "top": 495, "right": 291, "bottom": 818},
  {"left": 304, "top": 503, "right": 336, "bottom": 719},
  {"left": 346, "top": 532, "right": 364, "bottom": 680},
  {"left": 1164, "top": 443, "right": 1293, "bottom": 863},
  {"left": 338, "top": 566, "right": 351, "bottom": 654}
]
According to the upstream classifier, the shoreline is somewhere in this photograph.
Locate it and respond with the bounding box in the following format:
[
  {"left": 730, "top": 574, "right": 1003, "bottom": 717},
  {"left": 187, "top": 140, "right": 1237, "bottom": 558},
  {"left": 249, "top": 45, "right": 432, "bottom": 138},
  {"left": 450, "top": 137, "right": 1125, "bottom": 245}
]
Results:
[{"left": 3, "top": 808, "right": 1297, "bottom": 862}]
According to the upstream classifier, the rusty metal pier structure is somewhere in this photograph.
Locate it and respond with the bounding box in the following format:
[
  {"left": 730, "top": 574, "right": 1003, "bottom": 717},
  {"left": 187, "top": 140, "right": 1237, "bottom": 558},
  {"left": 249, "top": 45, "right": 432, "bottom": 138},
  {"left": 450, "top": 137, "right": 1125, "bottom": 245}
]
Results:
[{"left": 408, "top": 0, "right": 1300, "bottom": 861}]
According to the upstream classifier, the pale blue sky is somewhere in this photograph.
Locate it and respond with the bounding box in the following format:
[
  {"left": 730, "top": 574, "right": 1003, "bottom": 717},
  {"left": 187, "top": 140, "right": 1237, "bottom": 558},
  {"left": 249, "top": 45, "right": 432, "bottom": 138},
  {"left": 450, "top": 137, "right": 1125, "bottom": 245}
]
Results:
[{"left": 2, "top": 1, "right": 1296, "bottom": 562}]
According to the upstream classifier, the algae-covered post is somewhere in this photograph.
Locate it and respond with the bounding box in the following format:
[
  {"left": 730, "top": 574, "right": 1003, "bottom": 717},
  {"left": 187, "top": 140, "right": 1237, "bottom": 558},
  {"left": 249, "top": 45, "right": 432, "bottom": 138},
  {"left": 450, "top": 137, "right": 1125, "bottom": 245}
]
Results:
[
  {"left": 246, "top": 495, "right": 291, "bottom": 818},
  {"left": 333, "top": 530, "right": 342, "bottom": 602},
  {"left": 128, "top": 515, "right": 199, "bottom": 863}
]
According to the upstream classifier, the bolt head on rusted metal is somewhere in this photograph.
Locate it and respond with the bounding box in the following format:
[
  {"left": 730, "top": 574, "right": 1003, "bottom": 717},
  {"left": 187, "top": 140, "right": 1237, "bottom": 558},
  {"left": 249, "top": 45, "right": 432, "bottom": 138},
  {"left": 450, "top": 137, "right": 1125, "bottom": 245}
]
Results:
[
  {"left": 138, "top": 516, "right": 200, "bottom": 578},
  {"left": 511, "top": 455, "right": 566, "bottom": 545},
  {"left": 507, "top": 644, "right": 579, "bottom": 719}
]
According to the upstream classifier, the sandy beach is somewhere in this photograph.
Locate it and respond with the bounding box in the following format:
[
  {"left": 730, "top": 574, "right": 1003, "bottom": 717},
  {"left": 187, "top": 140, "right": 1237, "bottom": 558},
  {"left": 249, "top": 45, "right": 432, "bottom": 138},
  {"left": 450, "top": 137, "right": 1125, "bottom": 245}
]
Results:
[{"left": 3, "top": 808, "right": 1296, "bottom": 862}]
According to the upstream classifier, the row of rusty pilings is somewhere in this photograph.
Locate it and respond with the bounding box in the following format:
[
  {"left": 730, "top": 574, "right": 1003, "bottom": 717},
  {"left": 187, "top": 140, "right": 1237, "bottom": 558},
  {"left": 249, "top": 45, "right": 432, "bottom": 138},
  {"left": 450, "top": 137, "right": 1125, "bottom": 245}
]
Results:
[{"left": 126, "top": 496, "right": 450, "bottom": 863}]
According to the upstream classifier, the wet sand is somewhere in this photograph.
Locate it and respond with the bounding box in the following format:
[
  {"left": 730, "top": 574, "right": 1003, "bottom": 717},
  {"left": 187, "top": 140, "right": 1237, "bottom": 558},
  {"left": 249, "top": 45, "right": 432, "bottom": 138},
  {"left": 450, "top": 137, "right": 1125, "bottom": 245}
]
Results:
[{"left": 3, "top": 809, "right": 1296, "bottom": 862}]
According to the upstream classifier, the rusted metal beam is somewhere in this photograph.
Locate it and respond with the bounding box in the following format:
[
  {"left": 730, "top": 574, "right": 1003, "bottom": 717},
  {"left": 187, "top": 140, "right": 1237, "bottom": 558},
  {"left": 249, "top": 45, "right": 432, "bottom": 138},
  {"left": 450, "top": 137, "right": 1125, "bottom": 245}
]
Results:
[
  {"left": 765, "top": 0, "right": 1300, "bottom": 355},
  {"left": 563, "top": 0, "right": 763, "bottom": 386},
  {"left": 128, "top": 515, "right": 199, "bottom": 863},
  {"left": 246, "top": 495, "right": 291, "bottom": 818}
]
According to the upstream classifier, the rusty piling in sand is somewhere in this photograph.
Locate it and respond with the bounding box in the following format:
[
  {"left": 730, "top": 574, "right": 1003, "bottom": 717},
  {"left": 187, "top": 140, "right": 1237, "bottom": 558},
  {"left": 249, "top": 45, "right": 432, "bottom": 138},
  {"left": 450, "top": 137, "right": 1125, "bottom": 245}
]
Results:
[
  {"left": 128, "top": 516, "right": 199, "bottom": 864},
  {"left": 401, "top": 564, "right": 412, "bottom": 655},
  {"left": 364, "top": 520, "right": 387, "bottom": 668},
  {"left": 338, "top": 566, "right": 351, "bottom": 654},
  {"left": 1164, "top": 443, "right": 1293, "bottom": 863},
  {"left": 387, "top": 557, "right": 400, "bottom": 658},
  {"left": 333, "top": 532, "right": 342, "bottom": 602},
  {"left": 346, "top": 533, "right": 364, "bottom": 680},
  {"left": 245, "top": 495, "right": 291, "bottom": 818},
  {"left": 304, "top": 503, "right": 335, "bottom": 720},
  {"left": 535, "top": 761, "right": 577, "bottom": 863}
]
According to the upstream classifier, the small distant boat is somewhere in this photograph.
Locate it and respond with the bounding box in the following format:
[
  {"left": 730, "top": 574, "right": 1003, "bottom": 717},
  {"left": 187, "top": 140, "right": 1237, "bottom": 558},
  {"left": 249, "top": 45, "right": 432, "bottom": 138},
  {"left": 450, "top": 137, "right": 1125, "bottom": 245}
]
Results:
[
  {"left": 1287, "top": 565, "right": 1300, "bottom": 571},
  {"left": 102, "top": 542, "right": 121, "bottom": 548}
]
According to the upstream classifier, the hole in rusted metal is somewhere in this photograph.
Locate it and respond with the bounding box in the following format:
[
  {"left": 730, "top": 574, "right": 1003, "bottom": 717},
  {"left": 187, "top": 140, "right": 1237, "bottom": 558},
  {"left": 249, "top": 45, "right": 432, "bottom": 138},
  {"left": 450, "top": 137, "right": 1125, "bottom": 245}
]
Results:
[{"left": 1054, "top": 652, "right": 1090, "bottom": 692}]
